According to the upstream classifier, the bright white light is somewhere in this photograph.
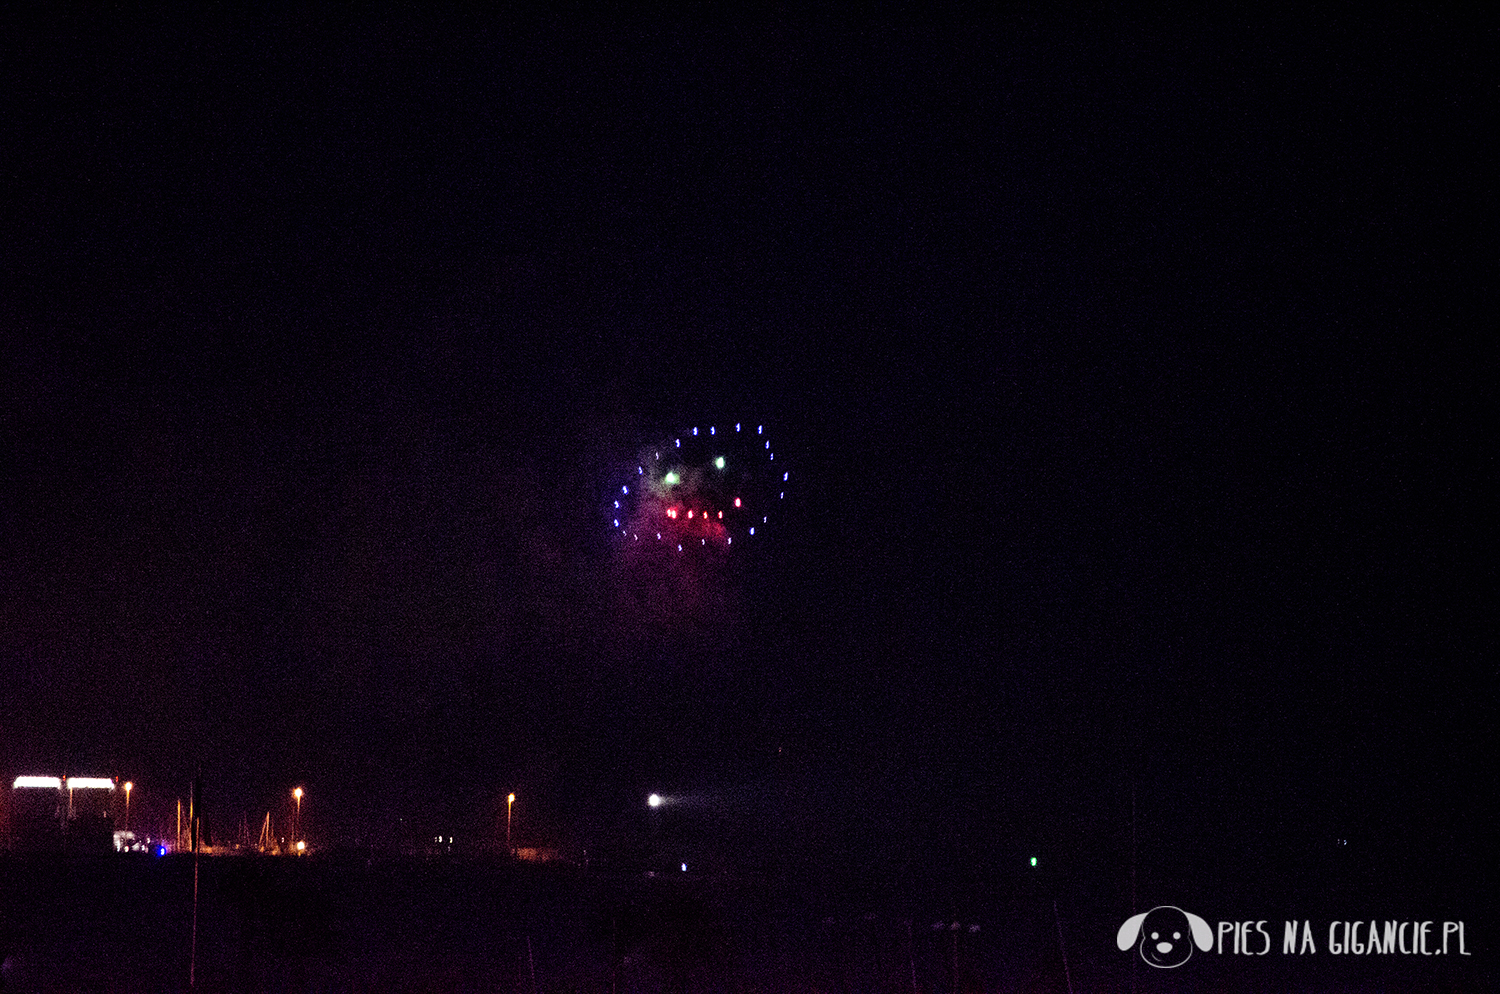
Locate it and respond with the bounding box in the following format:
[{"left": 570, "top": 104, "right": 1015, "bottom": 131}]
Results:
[
  {"left": 648, "top": 794, "right": 663, "bottom": 808},
  {"left": 769, "top": 452, "right": 774, "bottom": 460},
  {"left": 681, "top": 863, "right": 687, "bottom": 872},
  {"left": 13, "top": 776, "right": 61, "bottom": 789},
  {"left": 765, "top": 441, "right": 770, "bottom": 449},
  {"left": 613, "top": 519, "right": 620, "bottom": 528},
  {"left": 675, "top": 438, "right": 681, "bottom": 448},
  {"left": 726, "top": 536, "right": 731, "bottom": 545},
  {"left": 622, "top": 485, "right": 629, "bottom": 494},
  {"left": 66, "top": 777, "right": 115, "bottom": 790},
  {"left": 638, "top": 466, "right": 643, "bottom": 475},
  {"left": 613, "top": 500, "right": 620, "bottom": 508},
  {"left": 783, "top": 472, "right": 789, "bottom": 481},
  {"left": 735, "top": 423, "right": 741, "bottom": 431},
  {"left": 749, "top": 527, "right": 755, "bottom": 536},
  {"left": 692, "top": 426, "right": 698, "bottom": 436},
  {"left": 709, "top": 426, "right": 715, "bottom": 435},
  {"left": 757, "top": 425, "right": 763, "bottom": 434}
]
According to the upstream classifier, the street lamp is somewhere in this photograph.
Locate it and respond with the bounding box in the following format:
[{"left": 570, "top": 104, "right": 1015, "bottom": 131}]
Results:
[
  {"left": 123, "top": 781, "right": 133, "bottom": 833},
  {"left": 648, "top": 793, "right": 663, "bottom": 808},
  {"left": 507, "top": 793, "right": 515, "bottom": 854},
  {"left": 292, "top": 787, "right": 304, "bottom": 849}
]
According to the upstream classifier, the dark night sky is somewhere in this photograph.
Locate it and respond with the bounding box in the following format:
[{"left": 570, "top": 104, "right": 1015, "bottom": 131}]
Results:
[{"left": 2, "top": 9, "right": 1493, "bottom": 901}]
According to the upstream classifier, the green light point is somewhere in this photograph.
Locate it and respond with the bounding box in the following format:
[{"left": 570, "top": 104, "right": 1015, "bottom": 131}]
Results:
[
  {"left": 714, "top": 456, "right": 725, "bottom": 469},
  {"left": 1030, "top": 856, "right": 1038, "bottom": 867},
  {"left": 663, "top": 471, "right": 680, "bottom": 486}
]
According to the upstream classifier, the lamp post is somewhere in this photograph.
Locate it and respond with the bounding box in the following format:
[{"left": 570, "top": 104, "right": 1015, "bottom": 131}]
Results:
[
  {"left": 507, "top": 793, "right": 515, "bottom": 855},
  {"left": 123, "top": 781, "right": 133, "bottom": 833},
  {"left": 292, "top": 787, "right": 303, "bottom": 850}
]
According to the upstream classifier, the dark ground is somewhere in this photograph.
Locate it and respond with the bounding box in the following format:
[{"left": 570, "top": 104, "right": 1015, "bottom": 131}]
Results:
[{"left": 0, "top": 852, "right": 1491, "bottom": 993}]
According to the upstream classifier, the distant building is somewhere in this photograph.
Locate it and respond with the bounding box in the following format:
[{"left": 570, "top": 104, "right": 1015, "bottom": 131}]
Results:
[
  {"left": 5, "top": 776, "right": 117, "bottom": 854},
  {"left": 514, "top": 846, "right": 562, "bottom": 863},
  {"left": 6, "top": 781, "right": 64, "bottom": 853}
]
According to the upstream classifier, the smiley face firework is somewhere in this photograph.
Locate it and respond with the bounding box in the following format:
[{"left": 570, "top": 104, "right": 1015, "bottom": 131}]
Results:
[{"left": 607, "top": 422, "right": 788, "bottom": 553}]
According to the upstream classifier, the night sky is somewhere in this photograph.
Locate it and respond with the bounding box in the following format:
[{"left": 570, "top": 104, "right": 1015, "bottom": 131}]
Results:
[{"left": 2, "top": 10, "right": 1492, "bottom": 904}]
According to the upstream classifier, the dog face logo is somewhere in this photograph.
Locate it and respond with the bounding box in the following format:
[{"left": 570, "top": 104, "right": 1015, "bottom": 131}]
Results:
[{"left": 1117, "top": 906, "right": 1213, "bottom": 968}]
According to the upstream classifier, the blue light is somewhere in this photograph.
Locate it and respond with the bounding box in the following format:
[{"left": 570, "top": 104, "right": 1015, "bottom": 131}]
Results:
[
  {"left": 769, "top": 452, "right": 774, "bottom": 460},
  {"left": 765, "top": 441, "right": 770, "bottom": 449},
  {"left": 757, "top": 425, "right": 763, "bottom": 434},
  {"left": 622, "top": 485, "right": 629, "bottom": 495},
  {"left": 783, "top": 472, "right": 789, "bottom": 481},
  {"left": 613, "top": 519, "right": 619, "bottom": 528},
  {"left": 638, "top": 466, "right": 644, "bottom": 474},
  {"left": 780, "top": 492, "right": 784, "bottom": 499},
  {"left": 709, "top": 426, "right": 715, "bottom": 435},
  {"left": 675, "top": 438, "right": 681, "bottom": 448},
  {"left": 749, "top": 527, "right": 755, "bottom": 536},
  {"left": 735, "top": 422, "right": 741, "bottom": 431},
  {"left": 656, "top": 532, "right": 661, "bottom": 540},
  {"left": 677, "top": 544, "right": 683, "bottom": 552},
  {"left": 692, "top": 427, "right": 698, "bottom": 436},
  {"left": 614, "top": 500, "right": 620, "bottom": 508}
]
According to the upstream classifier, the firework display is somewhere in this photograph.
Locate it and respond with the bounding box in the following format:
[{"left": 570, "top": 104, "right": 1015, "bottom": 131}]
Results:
[{"left": 608, "top": 422, "right": 788, "bottom": 552}]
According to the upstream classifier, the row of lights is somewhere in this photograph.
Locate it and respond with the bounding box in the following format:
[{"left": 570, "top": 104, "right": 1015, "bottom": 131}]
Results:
[
  {"left": 12, "top": 776, "right": 117, "bottom": 790},
  {"left": 665, "top": 508, "right": 726, "bottom": 520},
  {"left": 687, "top": 423, "right": 763, "bottom": 437}
]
